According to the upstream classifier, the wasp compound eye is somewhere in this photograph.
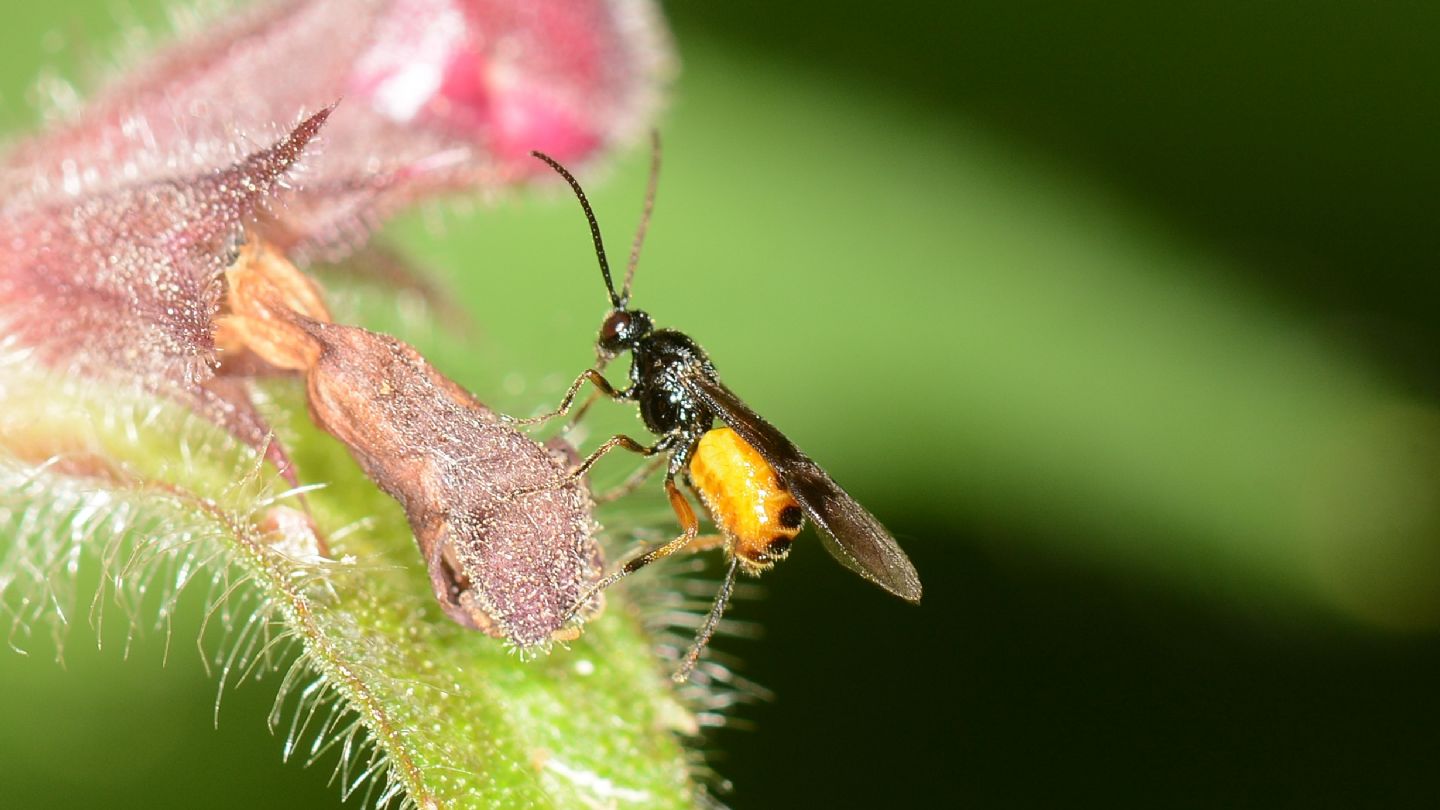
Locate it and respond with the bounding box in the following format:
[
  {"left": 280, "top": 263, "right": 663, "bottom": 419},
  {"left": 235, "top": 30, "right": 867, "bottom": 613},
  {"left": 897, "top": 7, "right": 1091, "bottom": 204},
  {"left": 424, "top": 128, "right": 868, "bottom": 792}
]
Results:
[
  {"left": 598, "top": 309, "right": 652, "bottom": 353},
  {"left": 598, "top": 311, "right": 630, "bottom": 352}
]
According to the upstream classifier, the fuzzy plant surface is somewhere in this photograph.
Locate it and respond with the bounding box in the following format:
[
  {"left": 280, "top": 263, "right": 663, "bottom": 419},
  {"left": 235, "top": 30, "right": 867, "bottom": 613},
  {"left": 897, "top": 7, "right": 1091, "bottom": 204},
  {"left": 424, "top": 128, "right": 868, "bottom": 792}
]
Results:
[
  {"left": 0, "top": 1, "right": 726, "bottom": 808},
  {"left": 0, "top": 349, "right": 709, "bottom": 809}
]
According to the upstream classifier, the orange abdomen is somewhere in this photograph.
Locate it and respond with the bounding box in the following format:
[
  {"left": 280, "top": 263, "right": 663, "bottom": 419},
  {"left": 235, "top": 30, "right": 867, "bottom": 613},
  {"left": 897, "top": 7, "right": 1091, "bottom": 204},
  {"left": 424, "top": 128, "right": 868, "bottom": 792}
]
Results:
[{"left": 689, "top": 427, "right": 804, "bottom": 569}]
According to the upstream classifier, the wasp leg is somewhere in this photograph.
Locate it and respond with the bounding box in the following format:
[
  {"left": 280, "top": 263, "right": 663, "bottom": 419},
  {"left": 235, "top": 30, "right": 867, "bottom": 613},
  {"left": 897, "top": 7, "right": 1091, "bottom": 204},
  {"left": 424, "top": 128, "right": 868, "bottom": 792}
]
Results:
[
  {"left": 684, "top": 534, "right": 728, "bottom": 553},
  {"left": 594, "top": 454, "right": 666, "bottom": 503},
  {"left": 556, "top": 387, "right": 603, "bottom": 436},
  {"left": 507, "top": 368, "right": 627, "bottom": 426},
  {"left": 508, "top": 433, "right": 669, "bottom": 500},
  {"left": 614, "top": 477, "right": 701, "bottom": 575},
  {"left": 564, "top": 477, "right": 702, "bottom": 620},
  {"left": 571, "top": 433, "right": 667, "bottom": 480},
  {"left": 555, "top": 353, "right": 615, "bottom": 436},
  {"left": 675, "top": 557, "right": 741, "bottom": 682}
]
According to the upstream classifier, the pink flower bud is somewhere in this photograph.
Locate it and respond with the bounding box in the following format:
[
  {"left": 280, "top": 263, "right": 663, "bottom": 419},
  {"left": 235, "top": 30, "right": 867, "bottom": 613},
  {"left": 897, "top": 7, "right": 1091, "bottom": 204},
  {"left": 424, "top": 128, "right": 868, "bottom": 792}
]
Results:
[
  {"left": 4, "top": 0, "right": 673, "bottom": 255},
  {"left": 0, "top": 108, "right": 331, "bottom": 386}
]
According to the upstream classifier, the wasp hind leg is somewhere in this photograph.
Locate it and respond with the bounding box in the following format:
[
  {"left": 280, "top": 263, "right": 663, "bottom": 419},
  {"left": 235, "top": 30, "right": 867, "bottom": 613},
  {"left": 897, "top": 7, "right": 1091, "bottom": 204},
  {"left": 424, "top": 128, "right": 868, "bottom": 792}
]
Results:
[
  {"left": 564, "top": 476, "right": 705, "bottom": 618},
  {"left": 675, "top": 556, "right": 741, "bottom": 682}
]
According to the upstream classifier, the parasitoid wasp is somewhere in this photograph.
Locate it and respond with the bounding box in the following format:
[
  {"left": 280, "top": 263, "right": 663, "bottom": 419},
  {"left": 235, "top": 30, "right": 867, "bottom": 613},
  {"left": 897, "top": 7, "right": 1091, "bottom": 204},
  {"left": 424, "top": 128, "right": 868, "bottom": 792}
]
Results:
[{"left": 520, "top": 138, "right": 922, "bottom": 680}]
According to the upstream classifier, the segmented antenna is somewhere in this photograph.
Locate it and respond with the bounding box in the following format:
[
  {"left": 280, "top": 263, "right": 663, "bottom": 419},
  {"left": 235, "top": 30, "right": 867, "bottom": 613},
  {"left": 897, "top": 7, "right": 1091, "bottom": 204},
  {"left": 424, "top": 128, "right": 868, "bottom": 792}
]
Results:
[
  {"left": 622, "top": 131, "right": 662, "bottom": 306},
  {"left": 531, "top": 151, "right": 620, "bottom": 308}
]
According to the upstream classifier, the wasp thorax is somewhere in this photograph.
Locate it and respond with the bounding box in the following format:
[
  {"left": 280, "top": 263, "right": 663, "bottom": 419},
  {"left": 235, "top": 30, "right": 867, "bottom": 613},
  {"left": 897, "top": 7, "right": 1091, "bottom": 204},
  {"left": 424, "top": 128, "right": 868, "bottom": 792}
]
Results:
[{"left": 597, "top": 309, "right": 652, "bottom": 354}]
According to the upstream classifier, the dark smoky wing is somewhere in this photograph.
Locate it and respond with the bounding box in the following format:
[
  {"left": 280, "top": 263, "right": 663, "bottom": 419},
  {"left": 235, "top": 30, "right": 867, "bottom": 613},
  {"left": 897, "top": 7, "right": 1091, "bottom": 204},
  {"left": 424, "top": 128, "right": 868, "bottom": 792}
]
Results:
[
  {"left": 785, "top": 463, "right": 924, "bottom": 604},
  {"left": 688, "top": 375, "right": 922, "bottom": 603}
]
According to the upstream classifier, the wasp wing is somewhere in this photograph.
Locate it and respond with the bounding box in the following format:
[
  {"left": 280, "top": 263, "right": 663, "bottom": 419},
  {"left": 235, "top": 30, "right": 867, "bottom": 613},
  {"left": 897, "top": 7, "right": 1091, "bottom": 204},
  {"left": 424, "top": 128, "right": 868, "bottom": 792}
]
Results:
[{"left": 688, "top": 374, "right": 922, "bottom": 603}]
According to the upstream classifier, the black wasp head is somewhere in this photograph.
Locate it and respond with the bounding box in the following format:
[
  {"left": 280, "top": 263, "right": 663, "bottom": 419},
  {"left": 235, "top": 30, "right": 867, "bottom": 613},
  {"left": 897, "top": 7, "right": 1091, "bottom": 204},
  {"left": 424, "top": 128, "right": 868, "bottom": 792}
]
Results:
[{"left": 598, "top": 308, "right": 652, "bottom": 356}]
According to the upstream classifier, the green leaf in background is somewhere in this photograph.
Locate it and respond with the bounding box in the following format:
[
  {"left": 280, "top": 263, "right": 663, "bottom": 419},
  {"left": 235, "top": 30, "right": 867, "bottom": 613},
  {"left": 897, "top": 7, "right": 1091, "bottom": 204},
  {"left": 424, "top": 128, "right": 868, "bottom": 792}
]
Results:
[
  {"left": 401, "top": 31, "right": 1440, "bottom": 630},
  {"left": 3, "top": 2, "right": 1439, "bottom": 808}
]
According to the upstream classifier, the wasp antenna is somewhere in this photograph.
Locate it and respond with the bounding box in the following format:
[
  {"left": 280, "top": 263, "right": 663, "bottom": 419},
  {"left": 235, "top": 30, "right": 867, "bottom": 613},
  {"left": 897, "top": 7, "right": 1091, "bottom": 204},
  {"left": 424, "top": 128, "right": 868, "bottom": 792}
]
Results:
[
  {"left": 532, "top": 150, "right": 620, "bottom": 308},
  {"left": 674, "top": 556, "right": 741, "bottom": 682},
  {"left": 621, "top": 131, "right": 662, "bottom": 307}
]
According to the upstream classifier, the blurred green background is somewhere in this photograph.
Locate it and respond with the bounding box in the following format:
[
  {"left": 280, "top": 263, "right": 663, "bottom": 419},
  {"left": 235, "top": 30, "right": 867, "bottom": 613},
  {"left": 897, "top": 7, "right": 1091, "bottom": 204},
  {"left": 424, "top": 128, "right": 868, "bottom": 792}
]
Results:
[{"left": 2, "top": 1, "right": 1439, "bottom": 807}]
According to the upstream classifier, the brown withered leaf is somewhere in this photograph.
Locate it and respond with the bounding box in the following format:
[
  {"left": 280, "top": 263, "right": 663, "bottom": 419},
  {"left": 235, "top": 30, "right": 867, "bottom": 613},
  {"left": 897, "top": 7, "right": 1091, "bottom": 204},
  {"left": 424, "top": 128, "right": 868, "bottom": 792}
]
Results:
[
  {"left": 220, "top": 241, "right": 603, "bottom": 647},
  {"left": 300, "top": 320, "right": 603, "bottom": 647}
]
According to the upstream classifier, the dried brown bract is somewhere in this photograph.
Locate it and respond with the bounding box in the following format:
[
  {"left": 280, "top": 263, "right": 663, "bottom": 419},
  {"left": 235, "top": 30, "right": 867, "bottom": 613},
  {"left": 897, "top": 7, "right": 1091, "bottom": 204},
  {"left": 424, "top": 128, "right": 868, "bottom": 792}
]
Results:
[{"left": 221, "top": 241, "right": 603, "bottom": 647}]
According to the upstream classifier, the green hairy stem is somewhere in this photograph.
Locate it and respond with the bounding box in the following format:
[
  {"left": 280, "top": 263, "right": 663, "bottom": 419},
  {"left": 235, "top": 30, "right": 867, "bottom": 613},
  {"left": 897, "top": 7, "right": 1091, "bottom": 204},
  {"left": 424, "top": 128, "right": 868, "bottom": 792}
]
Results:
[{"left": 0, "top": 359, "right": 710, "bottom": 809}]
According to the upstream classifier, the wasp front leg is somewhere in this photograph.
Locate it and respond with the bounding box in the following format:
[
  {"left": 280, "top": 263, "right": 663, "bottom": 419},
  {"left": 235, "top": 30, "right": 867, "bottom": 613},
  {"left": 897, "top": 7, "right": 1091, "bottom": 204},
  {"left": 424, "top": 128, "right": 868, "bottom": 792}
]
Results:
[
  {"left": 508, "top": 433, "right": 672, "bottom": 500},
  {"left": 571, "top": 432, "right": 674, "bottom": 480},
  {"left": 507, "top": 368, "right": 629, "bottom": 426}
]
